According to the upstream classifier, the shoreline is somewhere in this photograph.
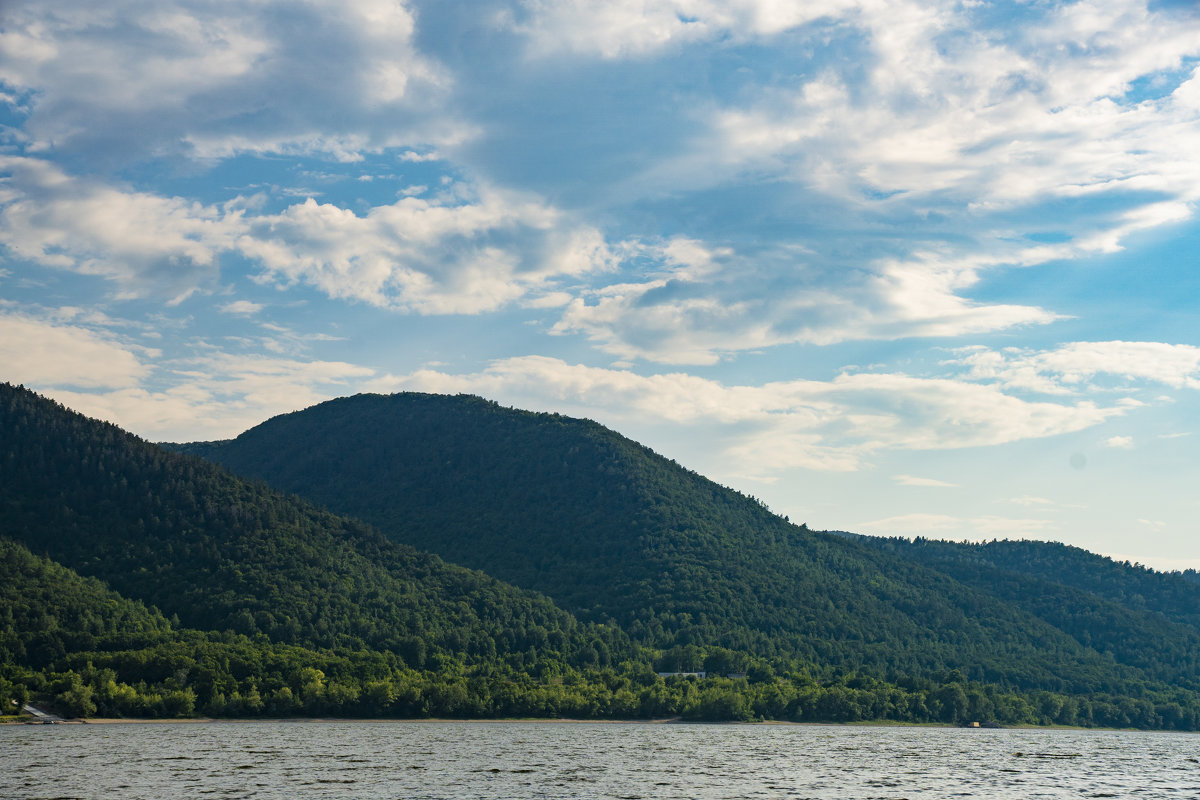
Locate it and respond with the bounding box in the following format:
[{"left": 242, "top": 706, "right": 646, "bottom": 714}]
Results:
[
  {"left": 4, "top": 715, "right": 1178, "bottom": 733},
  {"left": 8, "top": 715, "right": 948, "bottom": 727}
]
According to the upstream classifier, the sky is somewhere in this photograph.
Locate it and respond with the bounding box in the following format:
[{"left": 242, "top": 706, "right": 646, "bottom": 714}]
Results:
[{"left": 3, "top": 0, "right": 1200, "bottom": 570}]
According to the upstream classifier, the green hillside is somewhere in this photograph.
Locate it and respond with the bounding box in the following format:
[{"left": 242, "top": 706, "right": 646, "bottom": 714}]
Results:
[
  {"left": 176, "top": 391, "right": 1193, "bottom": 698},
  {"left": 0, "top": 537, "right": 632, "bottom": 721},
  {"left": 0, "top": 384, "right": 627, "bottom": 672},
  {"left": 8, "top": 382, "right": 1200, "bottom": 728},
  {"left": 1, "top": 537, "right": 363, "bottom": 719},
  {"left": 1, "top": 536, "right": 173, "bottom": 670},
  {"left": 869, "top": 538, "right": 1200, "bottom": 632},
  {"left": 860, "top": 537, "right": 1200, "bottom": 688}
]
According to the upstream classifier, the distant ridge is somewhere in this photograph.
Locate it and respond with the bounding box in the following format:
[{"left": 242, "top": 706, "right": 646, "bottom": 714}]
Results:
[{"left": 861, "top": 537, "right": 1200, "bottom": 689}]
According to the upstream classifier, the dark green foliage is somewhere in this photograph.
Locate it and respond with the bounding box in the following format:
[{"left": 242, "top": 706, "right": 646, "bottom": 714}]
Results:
[
  {"left": 872, "top": 538, "right": 1200, "bottom": 631},
  {"left": 178, "top": 391, "right": 1188, "bottom": 695},
  {"left": 863, "top": 537, "right": 1200, "bottom": 688},
  {"left": 6, "top": 533, "right": 1198, "bottom": 729},
  {"left": 7, "top": 382, "right": 1200, "bottom": 729},
  {"left": 0, "top": 538, "right": 172, "bottom": 670},
  {"left": 0, "top": 383, "right": 624, "bottom": 672}
]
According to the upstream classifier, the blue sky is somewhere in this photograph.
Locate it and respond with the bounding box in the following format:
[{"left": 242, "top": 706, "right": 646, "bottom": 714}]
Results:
[{"left": 3, "top": 0, "right": 1200, "bottom": 569}]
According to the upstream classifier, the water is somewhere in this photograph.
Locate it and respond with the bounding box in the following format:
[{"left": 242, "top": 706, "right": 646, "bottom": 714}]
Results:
[{"left": 3, "top": 721, "right": 1199, "bottom": 799}]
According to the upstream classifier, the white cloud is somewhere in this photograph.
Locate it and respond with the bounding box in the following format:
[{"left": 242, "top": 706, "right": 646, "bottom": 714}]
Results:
[
  {"left": 366, "top": 355, "right": 1131, "bottom": 474},
  {"left": 1105, "top": 435, "right": 1134, "bottom": 449},
  {"left": 6, "top": 0, "right": 1197, "bottom": 371},
  {"left": 894, "top": 474, "right": 958, "bottom": 488},
  {"left": 0, "top": 157, "right": 241, "bottom": 301},
  {"left": 219, "top": 300, "right": 263, "bottom": 315},
  {"left": 0, "top": 306, "right": 381, "bottom": 442},
  {"left": 554, "top": 248, "right": 1059, "bottom": 364},
  {"left": 0, "top": 311, "right": 148, "bottom": 389},
  {"left": 241, "top": 186, "right": 616, "bottom": 314},
  {"left": 1034, "top": 341, "right": 1200, "bottom": 389},
  {"left": 0, "top": 0, "right": 457, "bottom": 163},
  {"left": 0, "top": 158, "right": 614, "bottom": 314},
  {"left": 527, "top": 0, "right": 1200, "bottom": 364},
  {"left": 953, "top": 341, "right": 1200, "bottom": 395},
  {"left": 689, "top": 2, "right": 1200, "bottom": 209},
  {"left": 2, "top": 333, "right": 1151, "bottom": 476},
  {"left": 39, "top": 352, "right": 378, "bottom": 442},
  {"left": 1010, "top": 496, "right": 1054, "bottom": 507}
]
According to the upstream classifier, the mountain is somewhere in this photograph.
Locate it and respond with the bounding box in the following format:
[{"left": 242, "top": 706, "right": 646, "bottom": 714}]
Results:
[
  {"left": 9, "top": 383, "right": 1200, "bottom": 728},
  {"left": 868, "top": 537, "right": 1200, "bottom": 632},
  {"left": 175, "top": 391, "right": 1197, "bottom": 699},
  {"left": 1, "top": 535, "right": 622, "bottom": 721},
  {"left": 860, "top": 537, "right": 1200, "bottom": 689},
  {"left": 1, "top": 536, "right": 173, "bottom": 670},
  {"left": 1, "top": 383, "right": 672, "bottom": 720},
  {"left": 0, "top": 383, "right": 625, "bottom": 670}
]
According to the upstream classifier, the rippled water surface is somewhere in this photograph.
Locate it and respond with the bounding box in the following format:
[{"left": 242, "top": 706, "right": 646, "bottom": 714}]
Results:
[{"left": 4, "top": 720, "right": 1200, "bottom": 799}]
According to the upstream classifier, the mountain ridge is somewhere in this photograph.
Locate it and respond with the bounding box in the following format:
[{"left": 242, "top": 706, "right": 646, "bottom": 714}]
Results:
[
  {"left": 7, "top": 382, "right": 1200, "bottom": 729},
  {"left": 174, "top": 390, "right": 1200, "bottom": 698}
]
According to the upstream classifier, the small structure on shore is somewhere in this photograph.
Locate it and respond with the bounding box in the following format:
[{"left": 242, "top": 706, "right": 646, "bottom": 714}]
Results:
[{"left": 22, "top": 704, "right": 65, "bottom": 724}]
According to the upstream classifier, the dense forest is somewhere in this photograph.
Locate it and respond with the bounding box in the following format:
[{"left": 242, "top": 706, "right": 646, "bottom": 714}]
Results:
[
  {"left": 5, "top": 383, "right": 1200, "bottom": 729},
  {"left": 177, "top": 392, "right": 1200, "bottom": 696},
  {"left": 858, "top": 537, "right": 1200, "bottom": 688}
]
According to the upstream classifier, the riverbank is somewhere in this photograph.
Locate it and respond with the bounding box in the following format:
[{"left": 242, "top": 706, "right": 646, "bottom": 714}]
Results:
[
  {"left": 6, "top": 714, "right": 962, "bottom": 727},
  {"left": 4, "top": 714, "right": 1169, "bottom": 732}
]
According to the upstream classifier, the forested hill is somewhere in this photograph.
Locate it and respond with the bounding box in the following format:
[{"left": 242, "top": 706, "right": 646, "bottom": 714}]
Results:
[
  {"left": 859, "top": 537, "right": 1200, "bottom": 688},
  {"left": 176, "top": 391, "right": 1193, "bottom": 695},
  {"left": 1, "top": 536, "right": 632, "bottom": 721},
  {"left": 9, "top": 382, "right": 1200, "bottom": 728},
  {"left": 866, "top": 537, "right": 1200, "bottom": 633},
  {"left": 0, "top": 383, "right": 626, "bottom": 672}
]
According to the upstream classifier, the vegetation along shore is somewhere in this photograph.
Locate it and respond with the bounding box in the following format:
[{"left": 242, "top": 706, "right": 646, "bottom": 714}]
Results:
[{"left": 6, "top": 384, "right": 1200, "bottom": 730}]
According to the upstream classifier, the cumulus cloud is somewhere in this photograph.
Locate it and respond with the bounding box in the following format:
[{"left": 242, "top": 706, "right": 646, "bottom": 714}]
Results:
[
  {"left": 0, "top": 304, "right": 387, "bottom": 441},
  {"left": 0, "top": 157, "right": 615, "bottom": 312},
  {"left": 518, "top": 0, "right": 1200, "bottom": 364},
  {"left": 0, "top": 0, "right": 458, "bottom": 163},
  {"left": 671, "top": 0, "right": 1200, "bottom": 208},
  {"left": 241, "top": 185, "right": 617, "bottom": 313},
  {"left": 1105, "top": 435, "right": 1135, "bottom": 449},
  {"left": 554, "top": 245, "right": 1059, "bottom": 363},
  {"left": 2, "top": 326, "right": 1150, "bottom": 476},
  {"left": 3, "top": 0, "right": 1198, "bottom": 483},
  {"left": 0, "top": 311, "right": 148, "bottom": 389},
  {"left": 0, "top": 157, "right": 241, "bottom": 300},
  {"left": 511, "top": 0, "right": 862, "bottom": 59},
  {"left": 6, "top": 0, "right": 1198, "bottom": 369}
]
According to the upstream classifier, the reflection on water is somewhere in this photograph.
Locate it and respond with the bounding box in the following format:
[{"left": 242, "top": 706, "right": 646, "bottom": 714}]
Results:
[{"left": 3, "top": 720, "right": 1200, "bottom": 799}]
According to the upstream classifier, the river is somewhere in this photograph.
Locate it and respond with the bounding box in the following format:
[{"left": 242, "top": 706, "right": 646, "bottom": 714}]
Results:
[{"left": 3, "top": 720, "right": 1199, "bottom": 798}]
